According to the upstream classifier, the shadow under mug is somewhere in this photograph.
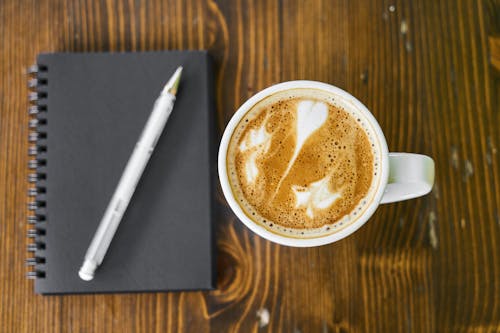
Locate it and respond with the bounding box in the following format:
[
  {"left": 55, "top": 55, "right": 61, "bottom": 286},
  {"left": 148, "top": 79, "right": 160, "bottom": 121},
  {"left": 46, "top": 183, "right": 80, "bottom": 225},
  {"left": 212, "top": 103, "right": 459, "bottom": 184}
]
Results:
[{"left": 218, "top": 81, "right": 435, "bottom": 247}]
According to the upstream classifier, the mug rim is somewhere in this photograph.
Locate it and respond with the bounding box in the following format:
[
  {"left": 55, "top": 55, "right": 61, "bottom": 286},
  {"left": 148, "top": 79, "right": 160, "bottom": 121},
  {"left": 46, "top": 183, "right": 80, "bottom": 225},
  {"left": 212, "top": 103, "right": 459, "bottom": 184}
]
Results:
[{"left": 218, "top": 80, "right": 389, "bottom": 247}]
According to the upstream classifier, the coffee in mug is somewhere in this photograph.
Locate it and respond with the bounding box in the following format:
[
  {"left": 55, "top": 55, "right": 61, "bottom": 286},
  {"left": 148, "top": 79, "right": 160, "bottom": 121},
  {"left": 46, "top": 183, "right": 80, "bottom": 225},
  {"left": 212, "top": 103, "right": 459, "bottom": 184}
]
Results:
[
  {"left": 226, "top": 88, "right": 382, "bottom": 237},
  {"left": 219, "top": 81, "right": 434, "bottom": 247}
]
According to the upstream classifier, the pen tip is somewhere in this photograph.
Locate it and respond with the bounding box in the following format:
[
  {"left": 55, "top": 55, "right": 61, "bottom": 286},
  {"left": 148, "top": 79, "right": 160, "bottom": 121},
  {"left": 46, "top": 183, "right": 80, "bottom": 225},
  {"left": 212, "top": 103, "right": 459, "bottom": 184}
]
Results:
[{"left": 163, "top": 66, "right": 183, "bottom": 96}]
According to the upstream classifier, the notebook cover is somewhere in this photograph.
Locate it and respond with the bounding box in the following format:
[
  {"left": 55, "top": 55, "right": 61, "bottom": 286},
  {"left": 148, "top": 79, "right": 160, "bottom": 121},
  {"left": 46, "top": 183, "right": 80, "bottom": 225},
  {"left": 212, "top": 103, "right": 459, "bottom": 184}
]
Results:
[{"left": 33, "top": 51, "right": 215, "bottom": 294}]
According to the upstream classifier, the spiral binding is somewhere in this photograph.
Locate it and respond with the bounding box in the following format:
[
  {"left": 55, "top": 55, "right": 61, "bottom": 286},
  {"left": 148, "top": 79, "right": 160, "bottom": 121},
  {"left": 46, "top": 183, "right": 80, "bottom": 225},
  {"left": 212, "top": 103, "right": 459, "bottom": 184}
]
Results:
[{"left": 26, "top": 63, "right": 48, "bottom": 280}]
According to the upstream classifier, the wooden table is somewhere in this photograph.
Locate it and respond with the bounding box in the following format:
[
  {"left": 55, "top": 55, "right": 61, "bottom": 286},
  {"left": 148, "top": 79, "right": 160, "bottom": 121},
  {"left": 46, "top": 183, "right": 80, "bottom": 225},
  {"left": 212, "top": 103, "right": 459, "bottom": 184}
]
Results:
[{"left": 1, "top": 1, "right": 499, "bottom": 332}]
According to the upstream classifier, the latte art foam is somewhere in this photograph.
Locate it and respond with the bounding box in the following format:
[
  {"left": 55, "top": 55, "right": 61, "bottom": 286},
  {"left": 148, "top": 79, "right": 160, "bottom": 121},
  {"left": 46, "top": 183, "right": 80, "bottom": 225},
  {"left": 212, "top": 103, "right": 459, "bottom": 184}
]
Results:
[{"left": 227, "top": 88, "right": 382, "bottom": 237}]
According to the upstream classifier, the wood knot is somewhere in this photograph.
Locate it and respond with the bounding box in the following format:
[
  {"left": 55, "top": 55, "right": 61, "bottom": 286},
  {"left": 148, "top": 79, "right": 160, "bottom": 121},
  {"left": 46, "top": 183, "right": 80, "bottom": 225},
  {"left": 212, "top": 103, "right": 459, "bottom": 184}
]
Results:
[{"left": 211, "top": 221, "right": 254, "bottom": 304}]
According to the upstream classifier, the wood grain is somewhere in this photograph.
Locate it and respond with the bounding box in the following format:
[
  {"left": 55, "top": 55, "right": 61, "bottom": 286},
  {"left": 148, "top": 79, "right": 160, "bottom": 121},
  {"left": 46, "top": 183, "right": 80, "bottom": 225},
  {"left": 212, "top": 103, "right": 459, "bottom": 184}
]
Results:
[{"left": 0, "top": 0, "right": 499, "bottom": 332}]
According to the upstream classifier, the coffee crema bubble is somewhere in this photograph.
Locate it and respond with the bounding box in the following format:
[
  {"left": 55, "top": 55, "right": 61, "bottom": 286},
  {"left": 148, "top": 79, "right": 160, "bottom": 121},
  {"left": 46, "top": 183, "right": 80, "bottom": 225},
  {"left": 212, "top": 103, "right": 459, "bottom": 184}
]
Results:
[{"left": 227, "top": 88, "right": 382, "bottom": 238}]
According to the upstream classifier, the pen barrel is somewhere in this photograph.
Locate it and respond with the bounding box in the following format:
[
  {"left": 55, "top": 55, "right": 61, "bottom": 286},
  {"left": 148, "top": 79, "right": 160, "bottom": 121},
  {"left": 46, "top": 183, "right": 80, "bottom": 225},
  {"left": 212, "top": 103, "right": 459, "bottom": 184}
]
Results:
[{"left": 84, "top": 93, "right": 176, "bottom": 265}]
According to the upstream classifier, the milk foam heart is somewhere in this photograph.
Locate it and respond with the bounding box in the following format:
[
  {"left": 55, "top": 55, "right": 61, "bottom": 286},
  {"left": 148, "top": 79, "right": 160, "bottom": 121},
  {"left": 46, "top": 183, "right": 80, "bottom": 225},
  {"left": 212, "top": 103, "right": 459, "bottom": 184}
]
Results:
[{"left": 272, "top": 100, "right": 328, "bottom": 198}]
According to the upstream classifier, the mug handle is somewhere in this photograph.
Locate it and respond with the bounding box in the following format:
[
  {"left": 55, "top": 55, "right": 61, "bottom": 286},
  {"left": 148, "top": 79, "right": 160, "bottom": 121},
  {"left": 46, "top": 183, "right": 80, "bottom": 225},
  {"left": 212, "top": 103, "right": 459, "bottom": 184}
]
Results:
[{"left": 380, "top": 153, "right": 435, "bottom": 204}]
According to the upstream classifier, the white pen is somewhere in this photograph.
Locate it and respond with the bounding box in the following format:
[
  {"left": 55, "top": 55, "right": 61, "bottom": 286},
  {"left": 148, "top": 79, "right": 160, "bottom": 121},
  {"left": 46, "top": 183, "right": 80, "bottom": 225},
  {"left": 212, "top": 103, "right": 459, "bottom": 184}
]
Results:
[{"left": 78, "top": 66, "right": 183, "bottom": 281}]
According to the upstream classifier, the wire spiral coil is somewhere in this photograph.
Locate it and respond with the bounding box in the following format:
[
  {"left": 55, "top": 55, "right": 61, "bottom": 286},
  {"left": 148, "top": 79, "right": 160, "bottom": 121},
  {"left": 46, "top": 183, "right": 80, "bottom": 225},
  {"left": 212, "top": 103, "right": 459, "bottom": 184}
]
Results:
[{"left": 26, "top": 64, "right": 48, "bottom": 280}]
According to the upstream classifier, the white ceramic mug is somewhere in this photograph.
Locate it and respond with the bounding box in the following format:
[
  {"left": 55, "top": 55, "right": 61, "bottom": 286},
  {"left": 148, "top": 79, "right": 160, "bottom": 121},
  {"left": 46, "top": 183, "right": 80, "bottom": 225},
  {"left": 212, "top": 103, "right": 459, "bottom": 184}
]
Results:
[{"left": 218, "top": 81, "right": 435, "bottom": 247}]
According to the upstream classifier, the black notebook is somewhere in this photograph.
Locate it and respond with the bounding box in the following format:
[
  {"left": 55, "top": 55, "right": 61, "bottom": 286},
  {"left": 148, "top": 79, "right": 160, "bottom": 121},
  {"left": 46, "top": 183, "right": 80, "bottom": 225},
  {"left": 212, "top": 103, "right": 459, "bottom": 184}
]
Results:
[{"left": 27, "top": 52, "right": 216, "bottom": 294}]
